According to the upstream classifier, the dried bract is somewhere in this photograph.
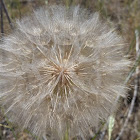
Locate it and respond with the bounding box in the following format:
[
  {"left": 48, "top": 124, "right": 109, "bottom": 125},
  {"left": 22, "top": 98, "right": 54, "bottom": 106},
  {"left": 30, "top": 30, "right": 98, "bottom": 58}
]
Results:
[{"left": 0, "top": 5, "right": 130, "bottom": 139}]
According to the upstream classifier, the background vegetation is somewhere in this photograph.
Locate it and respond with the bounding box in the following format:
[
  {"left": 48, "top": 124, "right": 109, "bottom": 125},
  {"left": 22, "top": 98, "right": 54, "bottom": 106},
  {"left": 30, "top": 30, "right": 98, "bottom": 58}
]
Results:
[{"left": 0, "top": 0, "right": 140, "bottom": 140}]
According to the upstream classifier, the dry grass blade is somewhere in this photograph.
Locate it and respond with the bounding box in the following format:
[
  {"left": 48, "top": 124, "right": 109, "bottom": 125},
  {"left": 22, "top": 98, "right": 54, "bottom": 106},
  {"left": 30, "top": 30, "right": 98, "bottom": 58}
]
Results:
[
  {"left": 115, "top": 29, "right": 140, "bottom": 140},
  {"left": 0, "top": 0, "right": 4, "bottom": 36},
  {"left": 1, "top": 0, "right": 13, "bottom": 29}
]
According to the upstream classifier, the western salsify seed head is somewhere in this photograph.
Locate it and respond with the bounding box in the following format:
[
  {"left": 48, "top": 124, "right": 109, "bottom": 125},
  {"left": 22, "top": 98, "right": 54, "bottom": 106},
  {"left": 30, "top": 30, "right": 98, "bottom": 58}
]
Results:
[{"left": 0, "top": 5, "right": 131, "bottom": 139}]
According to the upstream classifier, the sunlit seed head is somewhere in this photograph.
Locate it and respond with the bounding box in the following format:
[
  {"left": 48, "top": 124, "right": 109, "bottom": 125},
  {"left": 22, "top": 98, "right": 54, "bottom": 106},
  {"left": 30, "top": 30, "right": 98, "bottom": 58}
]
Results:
[{"left": 0, "top": 5, "right": 131, "bottom": 139}]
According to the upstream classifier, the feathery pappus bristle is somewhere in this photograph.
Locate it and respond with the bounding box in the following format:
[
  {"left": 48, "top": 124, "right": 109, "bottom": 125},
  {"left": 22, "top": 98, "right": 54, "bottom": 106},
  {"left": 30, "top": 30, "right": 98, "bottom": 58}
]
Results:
[{"left": 0, "top": 5, "right": 131, "bottom": 139}]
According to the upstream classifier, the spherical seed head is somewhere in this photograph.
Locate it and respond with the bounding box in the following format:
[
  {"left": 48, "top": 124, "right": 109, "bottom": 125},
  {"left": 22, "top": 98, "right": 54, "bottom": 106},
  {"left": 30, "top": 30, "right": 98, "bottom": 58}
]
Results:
[{"left": 0, "top": 5, "right": 130, "bottom": 139}]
